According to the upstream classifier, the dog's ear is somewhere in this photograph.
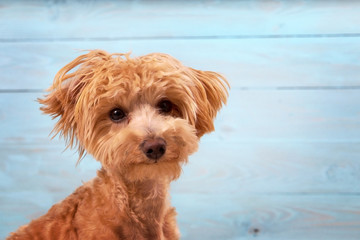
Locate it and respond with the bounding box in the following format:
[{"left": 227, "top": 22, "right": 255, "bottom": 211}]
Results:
[
  {"left": 38, "top": 50, "right": 111, "bottom": 156},
  {"left": 190, "top": 69, "right": 229, "bottom": 137}
]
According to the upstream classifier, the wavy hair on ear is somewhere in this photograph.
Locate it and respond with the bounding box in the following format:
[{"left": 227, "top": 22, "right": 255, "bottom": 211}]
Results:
[
  {"left": 38, "top": 50, "right": 123, "bottom": 160},
  {"left": 188, "top": 69, "right": 229, "bottom": 137}
]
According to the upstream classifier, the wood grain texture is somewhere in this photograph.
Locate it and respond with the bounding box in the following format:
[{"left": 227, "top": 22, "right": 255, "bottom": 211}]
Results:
[
  {"left": 1, "top": 38, "right": 360, "bottom": 90},
  {"left": 1, "top": 0, "right": 360, "bottom": 239},
  {"left": 214, "top": 89, "right": 360, "bottom": 142},
  {"left": 1, "top": 0, "right": 360, "bottom": 40},
  {"left": 174, "top": 194, "right": 360, "bottom": 240},
  {"left": 176, "top": 142, "right": 360, "bottom": 195}
]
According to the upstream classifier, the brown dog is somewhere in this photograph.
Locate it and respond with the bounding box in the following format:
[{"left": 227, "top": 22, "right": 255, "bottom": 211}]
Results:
[{"left": 8, "top": 50, "right": 229, "bottom": 240}]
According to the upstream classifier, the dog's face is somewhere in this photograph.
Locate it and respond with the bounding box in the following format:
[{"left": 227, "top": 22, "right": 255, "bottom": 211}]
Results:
[{"left": 39, "top": 50, "right": 228, "bottom": 181}]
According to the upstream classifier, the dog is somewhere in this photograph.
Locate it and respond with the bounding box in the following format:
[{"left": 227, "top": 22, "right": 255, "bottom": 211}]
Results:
[{"left": 8, "top": 50, "right": 229, "bottom": 240}]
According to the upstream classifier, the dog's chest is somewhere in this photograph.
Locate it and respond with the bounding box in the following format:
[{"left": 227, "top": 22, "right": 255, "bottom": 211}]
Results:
[
  {"left": 130, "top": 180, "right": 169, "bottom": 218},
  {"left": 115, "top": 181, "right": 171, "bottom": 239}
]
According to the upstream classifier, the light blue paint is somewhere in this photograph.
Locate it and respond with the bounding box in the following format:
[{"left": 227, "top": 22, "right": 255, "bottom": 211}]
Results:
[{"left": 1, "top": 1, "right": 360, "bottom": 239}]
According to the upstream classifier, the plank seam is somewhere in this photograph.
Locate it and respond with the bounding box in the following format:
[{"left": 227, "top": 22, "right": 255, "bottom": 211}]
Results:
[
  {"left": 2, "top": 86, "right": 360, "bottom": 93},
  {"left": 0, "top": 89, "right": 44, "bottom": 93},
  {"left": 1, "top": 33, "right": 360, "bottom": 43}
]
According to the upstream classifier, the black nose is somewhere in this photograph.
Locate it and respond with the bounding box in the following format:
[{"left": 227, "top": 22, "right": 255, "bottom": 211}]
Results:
[{"left": 140, "top": 138, "right": 167, "bottom": 160}]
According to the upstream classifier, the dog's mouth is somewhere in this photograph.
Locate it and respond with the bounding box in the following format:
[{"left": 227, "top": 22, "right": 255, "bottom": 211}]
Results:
[
  {"left": 144, "top": 152, "right": 181, "bottom": 164},
  {"left": 147, "top": 158, "right": 160, "bottom": 164},
  {"left": 151, "top": 158, "right": 162, "bottom": 164}
]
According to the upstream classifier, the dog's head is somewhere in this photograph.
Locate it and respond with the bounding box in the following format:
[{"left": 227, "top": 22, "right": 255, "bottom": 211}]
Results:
[{"left": 39, "top": 50, "right": 229, "bottom": 181}]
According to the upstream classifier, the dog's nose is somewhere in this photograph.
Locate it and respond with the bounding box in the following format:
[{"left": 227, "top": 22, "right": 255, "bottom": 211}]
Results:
[{"left": 141, "top": 138, "right": 167, "bottom": 160}]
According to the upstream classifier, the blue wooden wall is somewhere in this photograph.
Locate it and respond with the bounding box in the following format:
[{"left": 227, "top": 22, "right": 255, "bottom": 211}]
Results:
[{"left": 1, "top": 0, "right": 360, "bottom": 239}]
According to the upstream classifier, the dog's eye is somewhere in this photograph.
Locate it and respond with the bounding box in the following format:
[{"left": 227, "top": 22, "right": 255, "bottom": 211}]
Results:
[
  {"left": 157, "top": 100, "right": 173, "bottom": 114},
  {"left": 109, "top": 108, "right": 126, "bottom": 122}
]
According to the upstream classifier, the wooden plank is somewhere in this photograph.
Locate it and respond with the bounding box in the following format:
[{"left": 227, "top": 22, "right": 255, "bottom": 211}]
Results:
[
  {"left": 1, "top": 89, "right": 359, "bottom": 144},
  {"left": 212, "top": 88, "right": 360, "bottom": 143},
  {"left": 1, "top": 0, "right": 360, "bottom": 40},
  {"left": 1, "top": 38, "right": 360, "bottom": 90},
  {"left": 176, "top": 142, "right": 360, "bottom": 194},
  {"left": 174, "top": 194, "right": 360, "bottom": 240}
]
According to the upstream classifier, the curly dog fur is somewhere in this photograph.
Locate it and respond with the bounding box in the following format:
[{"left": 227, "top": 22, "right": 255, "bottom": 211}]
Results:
[{"left": 8, "top": 50, "right": 229, "bottom": 240}]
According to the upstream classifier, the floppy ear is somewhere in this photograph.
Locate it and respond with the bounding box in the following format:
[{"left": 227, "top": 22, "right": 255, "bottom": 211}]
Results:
[
  {"left": 190, "top": 69, "right": 229, "bottom": 137},
  {"left": 38, "top": 50, "right": 111, "bottom": 156}
]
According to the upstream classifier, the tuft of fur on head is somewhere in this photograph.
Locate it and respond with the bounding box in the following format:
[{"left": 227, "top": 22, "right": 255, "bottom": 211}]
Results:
[{"left": 39, "top": 50, "right": 229, "bottom": 180}]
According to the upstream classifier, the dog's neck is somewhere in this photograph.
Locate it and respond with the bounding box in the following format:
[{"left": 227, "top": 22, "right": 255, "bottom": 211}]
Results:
[{"left": 99, "top": 168, "right": 171, "bottom": 224}]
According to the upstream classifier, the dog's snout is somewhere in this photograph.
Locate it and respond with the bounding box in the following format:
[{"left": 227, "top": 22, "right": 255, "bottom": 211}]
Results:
[{"left": 141, "top": 138, "right": 167, "bottom": 160}]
